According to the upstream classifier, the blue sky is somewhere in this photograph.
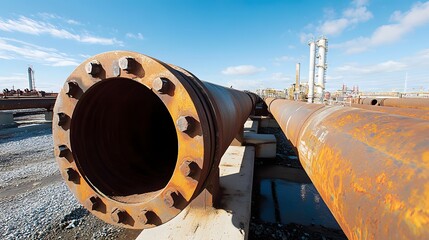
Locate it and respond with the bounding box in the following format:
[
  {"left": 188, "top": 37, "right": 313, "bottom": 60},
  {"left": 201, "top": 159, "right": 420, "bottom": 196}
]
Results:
[{"left": 0, "top": 0, "right": 428, "bottom": 93}]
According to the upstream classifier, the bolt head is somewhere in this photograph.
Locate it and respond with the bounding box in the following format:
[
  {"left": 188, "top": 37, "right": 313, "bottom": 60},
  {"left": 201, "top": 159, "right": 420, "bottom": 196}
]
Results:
[
  {"left": 65, "top": 168, "right": 79, "bottom": 182},
  {"left": 58, "top": 145, "right": 70, "bottom": 158},
  {"left": 57, "top": 112, "right": 68, "bottom": 126},
  {"left": 180, "top": 160, "right": 198, "bottom": 177},
  {"left": 164, "top": 190, "right": 178, "bottom": 208},
  {"left": 65, "top": 81, "right": 80, "bottom": 98},
  {"left": 152, "top": 77, "right": 170, "bottom": 93},
  {"left": 111, "top": 208, "right": 126, "bottom": 223},
  {"left": 84, "top": 196, "right": 100, "bottom": 210},
  {"left": 137, "top": 210, "right": 150, "bottom": 224},
  {"left": 177, "top": 116, "right": 192, "bottom": 132},
  {"left": 85, "top": 60, "right": 101, "bottom": 76},
  {"left": 118, "top": 57, "right": 133, "bottom": 71}
]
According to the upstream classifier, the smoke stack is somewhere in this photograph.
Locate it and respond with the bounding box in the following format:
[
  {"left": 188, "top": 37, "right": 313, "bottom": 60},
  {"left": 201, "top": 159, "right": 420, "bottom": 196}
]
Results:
[
  {"left": 295, "top": 63, "right": 300, "bottom": 100},
  {"left": 28, "top": 66, "right": 34, "bottom": 91},
  {"left": 308, "top": 41, "right": 316, "bottom": 103}
]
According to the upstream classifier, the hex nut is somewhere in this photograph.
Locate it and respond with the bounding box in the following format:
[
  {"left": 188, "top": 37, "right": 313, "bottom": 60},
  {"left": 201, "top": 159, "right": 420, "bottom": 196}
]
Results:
[
  {"left": 118, "top": 57, "right": 134, "bottom": 71},
  {"left": 164, "top": 190, "right": 179, "bottom": 208},
  {"left": 58, "top": 145, "right": 70, "bottom": 158},
  {"left": 152, "top": 77, "right": 170, "bottom": 94},
  {"left": 180, "top": 160, "right": 199, "bottom": 177},
  {"left": 177, "top": 116, "right": 193, "bottom": 133},
  {"left": 85, "top": 60, "right": 101, "bottom": 76},
  {"left": 57, "top": 112, "right": 68, "bottom": 127},
  {"left": 65, "top": 168, "right": 79, "bottom": 182},
  {"left": 65, "top": 81, "right": 80, "bottom": 98},
  {"left": 111, "top": 208, "right": 127, "bottom": 223},
  {"left": 84, "top": 195, "right": 100, "bottom": 211}
]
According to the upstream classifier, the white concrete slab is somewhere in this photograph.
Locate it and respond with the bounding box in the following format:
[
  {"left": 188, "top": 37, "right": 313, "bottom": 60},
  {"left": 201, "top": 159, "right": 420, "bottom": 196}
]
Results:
[
  {"left": 244, "top": 119, "right": 258, "bottom": 133},
  {"left": 137, "top": 146, "right": 255, "bottom": 240},
  {"left": 244, "top": 132, "right": 277, "bottom": 158}
]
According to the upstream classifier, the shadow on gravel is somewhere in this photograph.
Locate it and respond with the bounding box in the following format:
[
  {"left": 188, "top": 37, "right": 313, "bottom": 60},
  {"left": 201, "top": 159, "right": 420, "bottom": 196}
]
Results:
[
  {"left": 61, "top": 207, "right": 90, "bottom": 223},
  {"left": 0, "top": 123, "right": 52, "bottom": 144}
]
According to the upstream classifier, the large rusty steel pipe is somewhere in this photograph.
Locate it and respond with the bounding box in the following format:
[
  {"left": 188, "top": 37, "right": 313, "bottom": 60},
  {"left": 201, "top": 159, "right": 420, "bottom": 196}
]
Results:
[
  {"left": 52, "top": 51, "right": 255, "bottom": 229},
  {"left": 0, "top": 97, "right": 56, "bottom": 110},
  {"left": 378, "top": 98, "right": 429, "bottom": 111},
  {"left": 351, "top": 103, "right": 429, "bottom": 121},
  {"left": 265, "top": 98, "right": 429, "bottom": 239}
]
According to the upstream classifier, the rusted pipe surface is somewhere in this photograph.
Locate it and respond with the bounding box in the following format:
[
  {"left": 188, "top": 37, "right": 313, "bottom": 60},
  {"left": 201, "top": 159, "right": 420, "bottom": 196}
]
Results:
[
  {"left": 52, "top": 51, "right": 255, "bottom": 229},
  {"left": 361, "top": 98, "right": 381, "bottom": 106},
  {"left": 267, "top": 99, "right": 429, "bottom": 239},
  {"left": 351, "top": 103, "right": 429, "bottom": 121},
  {"left": 0, "top": 97, "right": 56, "bottom": 110},
  {"left": 380, "top": 98, "right": 429, "bottom": 110}
]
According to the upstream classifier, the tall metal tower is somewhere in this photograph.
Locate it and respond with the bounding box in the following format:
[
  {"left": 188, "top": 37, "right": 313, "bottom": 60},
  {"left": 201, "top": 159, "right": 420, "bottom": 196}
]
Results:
[{"left": 28, "top": 66, "right": 35, "bottom": 91}]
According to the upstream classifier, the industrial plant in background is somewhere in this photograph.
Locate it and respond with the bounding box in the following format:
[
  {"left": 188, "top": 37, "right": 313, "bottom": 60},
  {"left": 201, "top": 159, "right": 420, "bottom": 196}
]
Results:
[
  {"left": 1, "top": 66, "right": 56, "bottom": 98},
  {"left": 257, "top": 36, "right": 328, "bottom": 103}
]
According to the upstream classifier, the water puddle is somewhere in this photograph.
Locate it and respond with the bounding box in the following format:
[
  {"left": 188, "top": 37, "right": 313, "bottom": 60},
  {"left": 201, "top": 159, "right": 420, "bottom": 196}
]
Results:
[{"left": 258, "top": 178, "right": 341, "bottom": 230}]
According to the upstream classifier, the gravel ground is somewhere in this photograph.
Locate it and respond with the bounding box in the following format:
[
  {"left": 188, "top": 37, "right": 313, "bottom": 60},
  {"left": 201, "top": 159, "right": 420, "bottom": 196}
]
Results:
[{"left": 0, "top": 111, "right": 140, "bottom": 240}]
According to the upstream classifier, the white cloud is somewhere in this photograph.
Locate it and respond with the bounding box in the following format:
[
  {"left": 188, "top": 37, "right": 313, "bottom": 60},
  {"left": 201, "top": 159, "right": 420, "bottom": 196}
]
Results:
[
  {"left": 320, "top": 18, "right": 350, "bottom": 36},
  {"left": 299, "top": 32, "right": 314, "bottom": 43},
  {"left": 352, "top": 0, "right": 369, "bottom": 7},
  {"left": 300, "top": 1, "right": 372, "bottom": 42},
  {"left": 0, "top": 74, "right": 27, "bottom": 89},
  {"left": 126, "top": 32, "right": 144, "bottom": 40},
  {"left": 320, "top": 5, "right": 372, "bottom": 36},
  {"left": 336, "top": 60, "right": 407, "bottom": 74},
  {"left": 221, "top": 65, "right": 266, "bottom": 75},
  {"left": 225, "top": 79, "right": 264, "bottom": 91},
  {"left": 334, "top": 2, "right": 429, "bottom": 54},
  {"left": 0, "top": 16, "right": 121, "bottom": 45},
  {"left": 38, "top": 12, "right": 81, "bottom": 25},
  {"left": 0, "top": 75, "right": 26, "bottom": 81},
  {"left": 0, "top": 37, "right": 79, "bottom": 67},
  {"left": 66, "top": 19, "right": 81, "bottom": 25},
  {"left": 271, "top": 72, "right": 290, "bottom": 81}
]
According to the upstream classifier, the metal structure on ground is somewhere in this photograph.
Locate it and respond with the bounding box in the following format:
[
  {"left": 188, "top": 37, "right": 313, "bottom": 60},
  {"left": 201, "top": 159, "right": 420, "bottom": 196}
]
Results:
[
  {"left": 52, "top": 51, "right": 258, "bottom": 229},
  {"left": 265, "top": 98, "right": 429, "bottom": 240},
  {"left": 0, "top": 97, "right": 56, "bottom": 110}
]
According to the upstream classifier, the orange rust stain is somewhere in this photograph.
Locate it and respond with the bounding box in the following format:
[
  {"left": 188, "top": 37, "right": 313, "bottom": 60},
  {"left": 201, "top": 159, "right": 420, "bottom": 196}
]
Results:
[
  {"left": 352, "top": 182, "right": 367, "bottom": 194},
  {"left": 376, "top": 173, "right": 386, "bottom": 184},
  {"left": 384, "top": 194, "right": 405, "bottom": 212},
  {"left": 422, "top": 151, "right": 429, "bottom": 164},
  {"left": 404, "top": 185, "right": 429, "bottom": 235}
]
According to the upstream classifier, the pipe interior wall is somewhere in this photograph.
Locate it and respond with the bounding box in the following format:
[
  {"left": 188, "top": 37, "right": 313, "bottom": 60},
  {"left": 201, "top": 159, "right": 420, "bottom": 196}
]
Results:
[{"left": 266, "top": 98, "right": 429, "bottom": 240}]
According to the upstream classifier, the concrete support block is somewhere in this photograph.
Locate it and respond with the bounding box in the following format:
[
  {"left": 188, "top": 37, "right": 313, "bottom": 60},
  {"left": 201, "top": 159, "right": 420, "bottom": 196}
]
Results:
[
  {"left": 231, "top": 125, "right": 244, "bottom": 146},
  {"left": 137, "top": 146, "right": 255, "bottom": 240},
  {"left": 45, "top": 111, "right": 53, "bottom": 121},
  {"left": 244, "top": 132, "right": 277, "bottom": 158},
  {"left": 244, "top": 119, "right": 258, "bottom": 133},
  {"left": 0, "top": 112, "right": 16, "bottom": 128},
  {"left": 250, "top": 116, "right": 279, "bottom": 128}
]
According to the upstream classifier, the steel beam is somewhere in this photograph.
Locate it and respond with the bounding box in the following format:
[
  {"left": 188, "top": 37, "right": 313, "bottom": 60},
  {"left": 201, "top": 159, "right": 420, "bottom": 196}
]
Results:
[
  {"left": 266, "top": 98, "right": 429, "bottom": 240},
  {"left": 0, "top": 97, "right": 56, "bottom": 110},
  {"left": 52, "top": 51, "right": 257, "bottom": 229}
]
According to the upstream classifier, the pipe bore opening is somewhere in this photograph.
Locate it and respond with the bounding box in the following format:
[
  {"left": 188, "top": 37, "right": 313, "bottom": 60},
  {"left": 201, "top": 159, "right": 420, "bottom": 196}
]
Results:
[
  {"left": 371, "top": 99, "right": 378, "bottom": 105},
  {"left": 70, "top": 78, "right": 178, "bottom": 203}
]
